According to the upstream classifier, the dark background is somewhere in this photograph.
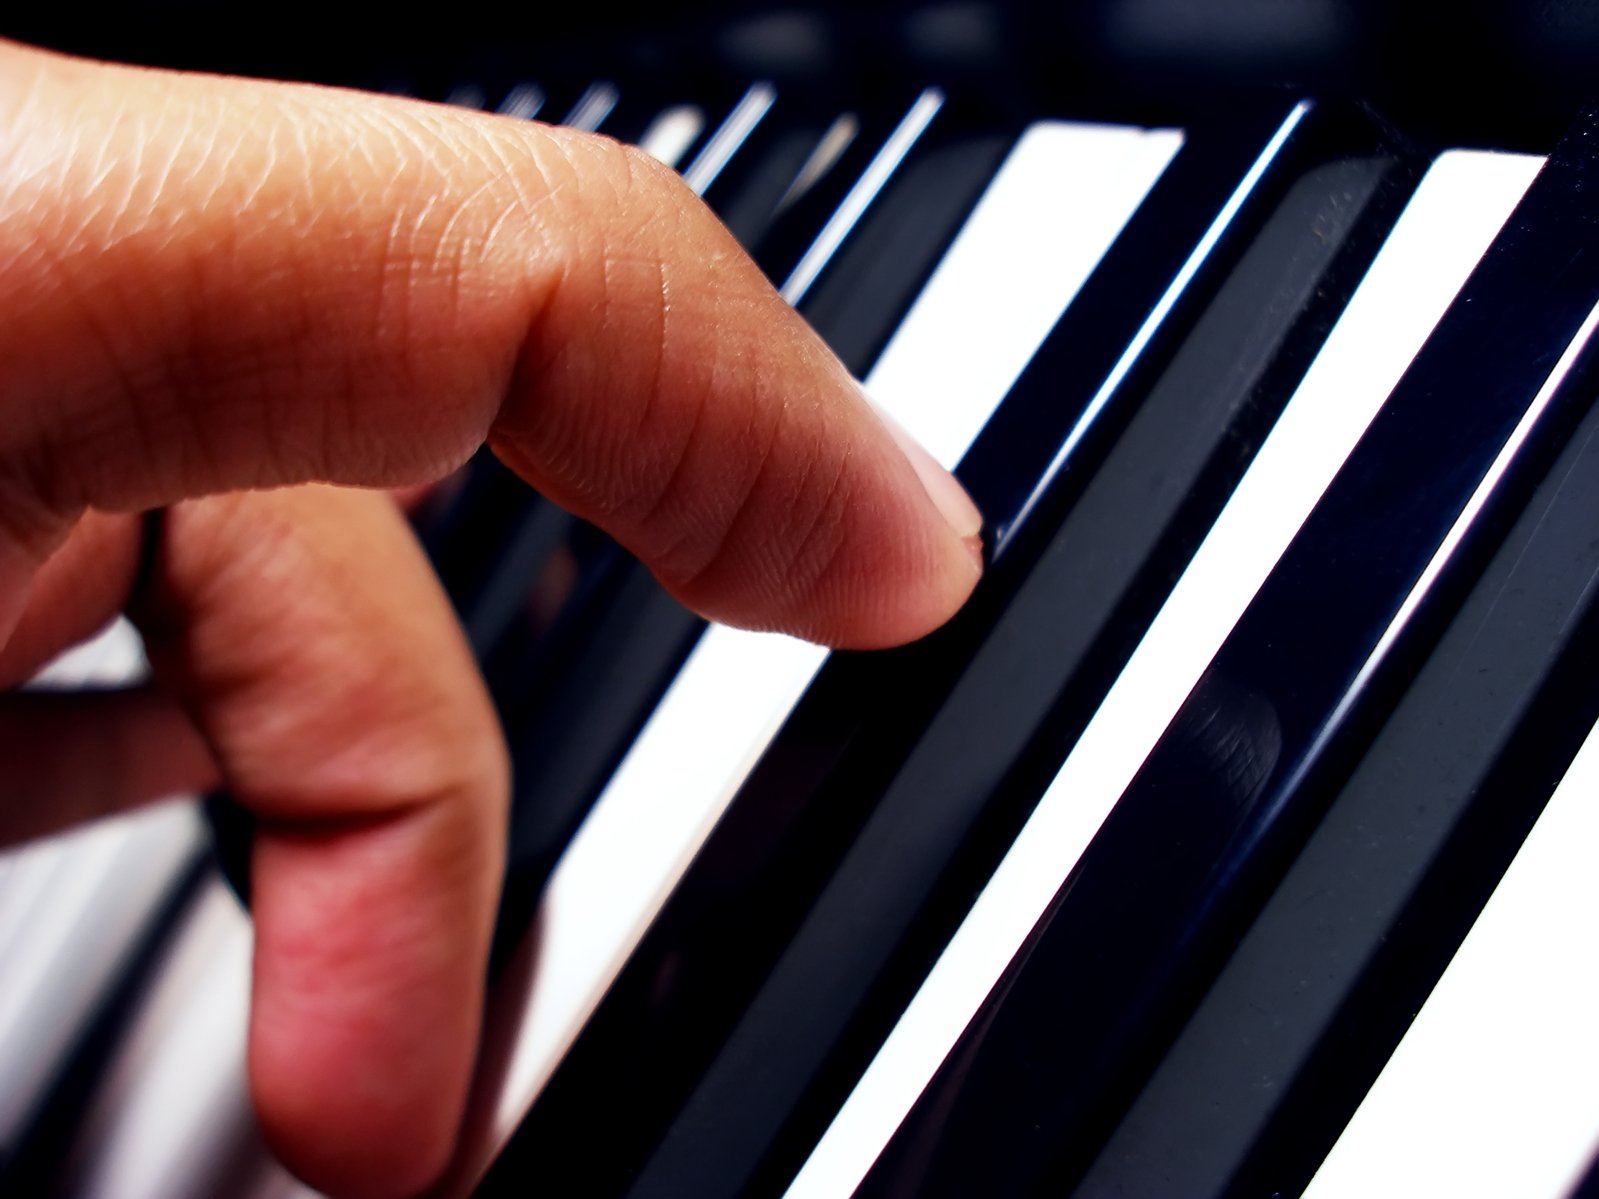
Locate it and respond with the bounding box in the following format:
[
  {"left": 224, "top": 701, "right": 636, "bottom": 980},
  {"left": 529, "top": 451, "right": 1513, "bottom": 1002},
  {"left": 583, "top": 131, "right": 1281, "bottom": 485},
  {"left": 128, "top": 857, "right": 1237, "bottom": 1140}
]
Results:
[{"left": 5, "top": 2, "right": 1597, "bottom": 151}]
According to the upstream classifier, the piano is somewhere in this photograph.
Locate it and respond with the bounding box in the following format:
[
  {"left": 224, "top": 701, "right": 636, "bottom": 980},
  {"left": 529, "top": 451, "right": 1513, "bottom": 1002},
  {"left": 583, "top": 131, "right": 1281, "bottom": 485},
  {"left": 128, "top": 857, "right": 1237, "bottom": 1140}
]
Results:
[{"left": 4, "top": 3, "right": 1599, "bottom": 1196}]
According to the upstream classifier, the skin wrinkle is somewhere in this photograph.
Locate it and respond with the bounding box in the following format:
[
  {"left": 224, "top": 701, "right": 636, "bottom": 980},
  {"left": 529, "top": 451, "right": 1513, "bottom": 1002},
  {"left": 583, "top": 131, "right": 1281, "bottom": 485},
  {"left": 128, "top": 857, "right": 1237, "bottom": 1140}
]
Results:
[
  {"left": 627, "top": 291, "right": 779, "bottom": 577},
  {"left": 765, "top": 429, "right": 855, "bottom": 617},
  {"left": 147, "top": 496, "right": 500, "bottom": 824},
  {"left": 47, "top": 258, "right": 167, "bottom": 513},
  {"left": 663, "top": 373, "right": 795, "bottom": 599},
  {"left": 604, "top": 209, "right": 682, "bottom": 532}
]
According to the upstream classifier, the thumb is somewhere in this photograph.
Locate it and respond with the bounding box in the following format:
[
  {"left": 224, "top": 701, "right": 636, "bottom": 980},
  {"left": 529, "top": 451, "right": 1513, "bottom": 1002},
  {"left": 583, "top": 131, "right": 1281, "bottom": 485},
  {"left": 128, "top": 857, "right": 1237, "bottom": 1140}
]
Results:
[{"left": 0, "top": 40, "right": 982, "bottom": 649}]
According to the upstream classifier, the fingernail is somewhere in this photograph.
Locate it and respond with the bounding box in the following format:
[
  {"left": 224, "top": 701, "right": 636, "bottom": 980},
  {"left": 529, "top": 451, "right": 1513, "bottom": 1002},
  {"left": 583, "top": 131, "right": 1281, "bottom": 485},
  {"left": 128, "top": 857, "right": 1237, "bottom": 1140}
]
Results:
[{"left": 876, "top": 407, "right": 985, "bottom": 565}]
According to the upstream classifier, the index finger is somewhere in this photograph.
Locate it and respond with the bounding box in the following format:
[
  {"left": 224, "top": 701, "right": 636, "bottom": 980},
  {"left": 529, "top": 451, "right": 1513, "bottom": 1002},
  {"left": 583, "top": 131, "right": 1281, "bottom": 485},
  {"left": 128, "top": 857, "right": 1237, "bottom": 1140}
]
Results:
[{"left": 0, "top": 40, "right": 982, "bottom": 650}]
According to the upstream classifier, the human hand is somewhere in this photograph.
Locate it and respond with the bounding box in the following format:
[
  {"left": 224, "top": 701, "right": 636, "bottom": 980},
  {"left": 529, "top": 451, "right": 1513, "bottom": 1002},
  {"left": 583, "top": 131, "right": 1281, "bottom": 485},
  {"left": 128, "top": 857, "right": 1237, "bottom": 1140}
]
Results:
[{"left": 0, "top": 39, "right": 982, "bottom": 1199}]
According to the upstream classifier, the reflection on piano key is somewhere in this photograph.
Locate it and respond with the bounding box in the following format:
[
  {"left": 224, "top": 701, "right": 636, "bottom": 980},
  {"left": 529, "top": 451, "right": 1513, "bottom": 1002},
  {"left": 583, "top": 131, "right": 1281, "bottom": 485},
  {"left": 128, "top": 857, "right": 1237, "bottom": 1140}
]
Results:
[
  {"left": 443, "top": 115, "right": 1183, "bottom": 1193},
  {"left": 1304, "top": 712, "right": 1599, "bottom": 1199},
  {"left": 442, "top": 83, "right": 487, "bottom": 110},
  {"left": 679, "top": 82, "right": 776, "bottom": 196},
  {"left": 779, "top": 88, "right": 945, "bottom": 305},
  {"left": 776, "top": 114, "right": 860, "bottom": 213},
  {"left": 636, "top": 105, "right": 706, "bottom": 168},
  {"left": 495, "top": 83, "right": 545, "bottom": 121},
  {"left": 786, "top": 147, "right": 1544, "bottom": 1199},
  {"left": 559, "top": 81, "right": 619, "bottom": 133}
]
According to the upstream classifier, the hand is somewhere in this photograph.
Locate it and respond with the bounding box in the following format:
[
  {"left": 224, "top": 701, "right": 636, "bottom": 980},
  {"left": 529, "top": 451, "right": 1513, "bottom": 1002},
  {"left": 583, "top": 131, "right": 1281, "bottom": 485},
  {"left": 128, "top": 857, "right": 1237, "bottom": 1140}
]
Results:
[{"left": 0, "top": 40, "right": 983, "bottom": 1198}]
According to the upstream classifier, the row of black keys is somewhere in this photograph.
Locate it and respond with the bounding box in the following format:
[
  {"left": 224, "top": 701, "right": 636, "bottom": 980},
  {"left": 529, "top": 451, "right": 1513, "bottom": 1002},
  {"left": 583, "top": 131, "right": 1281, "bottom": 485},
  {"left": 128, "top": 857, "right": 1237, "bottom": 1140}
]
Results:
[{"left": 204, "top": 75, "right": 1599, "bottom": 1198}]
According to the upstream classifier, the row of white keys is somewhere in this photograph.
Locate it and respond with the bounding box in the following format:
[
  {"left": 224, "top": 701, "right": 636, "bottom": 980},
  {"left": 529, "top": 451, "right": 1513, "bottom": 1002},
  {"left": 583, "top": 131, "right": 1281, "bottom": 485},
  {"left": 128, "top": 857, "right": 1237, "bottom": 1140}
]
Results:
[
  {"left": 443, "top": 117, "right": 1185, "bottom": 1190},
  {"left": 784, "top": 147, "right": 1547, "bottom": 1198},
  {"left": 1303, "top": 711, "right": 1599, "bottom": 1199}
]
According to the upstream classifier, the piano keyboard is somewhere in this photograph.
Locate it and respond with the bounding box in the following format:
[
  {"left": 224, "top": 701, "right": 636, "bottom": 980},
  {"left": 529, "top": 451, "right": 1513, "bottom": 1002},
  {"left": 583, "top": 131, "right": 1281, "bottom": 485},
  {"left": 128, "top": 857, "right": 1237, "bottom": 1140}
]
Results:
[{"left": 4, "top": 27, "right": 1599, "bottom": 1199}]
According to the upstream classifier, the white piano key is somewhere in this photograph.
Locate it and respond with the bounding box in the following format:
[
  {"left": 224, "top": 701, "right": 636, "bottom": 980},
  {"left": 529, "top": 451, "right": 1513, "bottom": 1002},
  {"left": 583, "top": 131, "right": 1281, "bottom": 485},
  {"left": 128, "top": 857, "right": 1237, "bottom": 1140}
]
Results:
[
  {"left": 785, "top": 148, "right": 1545, "bottom": 1199},
  {"left": 441, "top": 116, "right": 1185, "bottom": 1193},
  {"left": 864, "top": 120, "right": 1184, "bottom": 462},
  {"left": 0, "top": 841, "right": 70, "bottom": 969},
  {"left": 25, "top": 615, "right": 144, "bottom": 688},
  {"left": 1303, "top": 714, "right": 1599, "bottom": 1199},
  {"left": 637, "top": 104, "right": 707, "bottom": 169}
]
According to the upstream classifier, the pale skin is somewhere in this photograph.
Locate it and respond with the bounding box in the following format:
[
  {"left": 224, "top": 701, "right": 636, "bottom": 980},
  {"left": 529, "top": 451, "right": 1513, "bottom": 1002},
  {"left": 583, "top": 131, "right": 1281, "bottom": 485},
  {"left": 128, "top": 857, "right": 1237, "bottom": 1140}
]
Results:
[{"left": 0, "top": 39, "right": 983, "bottom": 1199}]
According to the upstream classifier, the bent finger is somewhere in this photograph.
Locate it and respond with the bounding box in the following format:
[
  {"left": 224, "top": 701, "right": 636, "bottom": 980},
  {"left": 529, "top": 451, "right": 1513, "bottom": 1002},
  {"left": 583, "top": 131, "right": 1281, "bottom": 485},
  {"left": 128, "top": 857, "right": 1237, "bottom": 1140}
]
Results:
[
  {"left": 0, "top": 40, "right": 980, "bottom": 652},
  {"left": 133, "top": 484, "right": 508, "bottom": 1198}
]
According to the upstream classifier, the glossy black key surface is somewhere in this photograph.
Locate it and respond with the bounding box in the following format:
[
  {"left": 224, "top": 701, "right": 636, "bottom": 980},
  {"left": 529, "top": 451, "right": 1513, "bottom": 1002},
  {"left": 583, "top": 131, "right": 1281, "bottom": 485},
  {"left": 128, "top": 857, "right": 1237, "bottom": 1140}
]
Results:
[
  {"left": 476, "top": 100, "right": 1421, "bottom": 1199},
  {"left": 415, "top": 455, "right": 576, "bottom": 657},
  {"left": 695, "top": 91, "right": 842, "bottom": 238},
  {"left": 1204, "top": 322, "right": 1599, "bottom": 1199},
  {"left": 1573, "top": 1150, "right": 1599, "bottom": 1199},
  {"left": 1076, "top": 308, "right": 1599, "bottom": 1198},
  {"left": 858, "top": 116, "right": 1599, "bottom": 1199},
  {"left": 747, "top": 90, "right": 935, "bottom": 287}
]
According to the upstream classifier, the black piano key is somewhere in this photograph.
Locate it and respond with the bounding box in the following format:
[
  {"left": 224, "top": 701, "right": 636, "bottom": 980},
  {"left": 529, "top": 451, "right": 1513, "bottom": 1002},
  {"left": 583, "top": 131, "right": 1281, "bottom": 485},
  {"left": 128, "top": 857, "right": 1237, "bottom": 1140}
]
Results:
[
  {"left": 1570, "top": 1148, "right": 1599, "bottom": 1199},
  {"left": 475, "top": 99, "right": 1413, "bottom": 1199},
  {"left": 1292, "top": 719, "right": 1599, "bottom": 1198},
  {"left": 414, "top": 455, "right": 576, "bottom": 657},
  {"left": 790, "top": 101, "right": 1020, "bottom": 375},
  {"left": 1075, "top": 307, "right": 1599, "bottom": 1199},
  {"left": 857, "top": 116, "right": 1599, "bottom": 1199},
  {"left": 697, "top": 95, "right": 839, "bottom": 241},
  {"left": 751, "top": 89, "right": 940, "bottom": 289}
]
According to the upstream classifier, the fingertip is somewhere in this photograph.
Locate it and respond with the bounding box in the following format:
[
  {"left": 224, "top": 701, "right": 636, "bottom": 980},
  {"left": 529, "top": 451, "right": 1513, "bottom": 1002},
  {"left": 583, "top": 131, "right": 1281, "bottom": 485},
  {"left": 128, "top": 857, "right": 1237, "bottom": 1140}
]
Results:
[{"left": 248, "top": 809, "right": 494, "bottom": 1199}]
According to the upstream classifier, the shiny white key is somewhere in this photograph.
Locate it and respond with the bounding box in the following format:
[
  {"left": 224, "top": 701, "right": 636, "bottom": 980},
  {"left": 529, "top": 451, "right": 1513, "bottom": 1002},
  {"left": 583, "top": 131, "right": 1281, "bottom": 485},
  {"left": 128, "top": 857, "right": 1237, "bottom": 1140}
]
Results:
[
  {"left": 439, "top": 117, "right": 1185, "bottom": 1194},
  {"left": 785, "top": 148, "right": 1545, "bottom": 1199},
  {"left": 1304, "top": 714, "right": 1599, "bottom": 1199},
  {"left": 637, "top": 105, "right": 707, "bottom": 169}
]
